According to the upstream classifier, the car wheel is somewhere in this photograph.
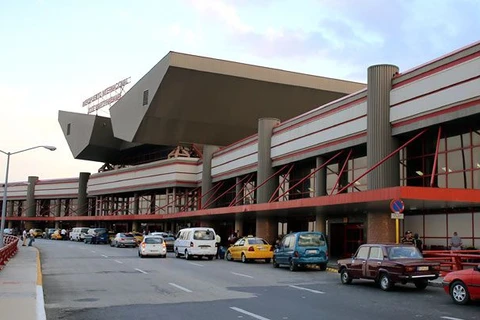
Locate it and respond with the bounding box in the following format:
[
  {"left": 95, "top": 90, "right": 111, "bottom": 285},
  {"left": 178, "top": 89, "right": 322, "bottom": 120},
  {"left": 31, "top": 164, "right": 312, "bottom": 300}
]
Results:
[
  {"left": 226, "top": 251, "right": 232, "bottom": 261},
  {"left": 175, "top": 248, "right": 180, "bottom": 258},
  {"left": 379, "top": 273, "right": 393, "bottom": 291},
  {"left": 450, "top": 280, "right": 470, "bottom": 305},
  {"left": 319, "top": 263, "right": 327, "bottom": 271},
  {"left": 110, "top": 242, "right": 114, "bottom": 247},
  {"left": 414, "top": 279, "right": 428, "bottom": 290},
  {"left": 340, "top": 268, "right": 352, "bottom": 284},
  {"left": 241, "top": 254, "right": 247, "bottom": 263},
  {"left": 265, "top": 258, "right": 271, "bottom": 263},
  {"left": 272, "top": 257, "right": 279, "bottom": 268},
  {"left": 162, "top": 255, "right": 166, "bottom": 259},
  {"left": 289, "top": 260, "right": 297, "bottom": 272},
  {"left": 185, "top": 250, "right": 191, "bottom": 260}
]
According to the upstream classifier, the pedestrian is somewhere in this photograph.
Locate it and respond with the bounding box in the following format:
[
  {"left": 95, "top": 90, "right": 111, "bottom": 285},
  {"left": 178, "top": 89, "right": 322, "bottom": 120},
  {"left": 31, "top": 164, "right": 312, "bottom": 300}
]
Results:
[
  {"left": 28, "top": 229, "right": 35, "bottom": 246},
  {"left": 401, "top": 231, "right": 414, "bottom": 245},
  {"left": 22, "top": 229, "right": 27, "bottom": 246},
  {"left": 215, "top": 233, "right": 221, "bottom": 259},
  {"left": 450, "top": 232, "right": 463, "bottom": 250},
  {"left": 413, "top": 233, "right": 423, "bottom": 253}
]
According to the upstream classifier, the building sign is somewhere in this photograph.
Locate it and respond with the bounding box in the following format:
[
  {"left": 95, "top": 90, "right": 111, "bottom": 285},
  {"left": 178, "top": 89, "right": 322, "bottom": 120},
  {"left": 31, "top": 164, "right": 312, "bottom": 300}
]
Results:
[{"left": 83, "top": 77, "right": 131, "bottom": 114}]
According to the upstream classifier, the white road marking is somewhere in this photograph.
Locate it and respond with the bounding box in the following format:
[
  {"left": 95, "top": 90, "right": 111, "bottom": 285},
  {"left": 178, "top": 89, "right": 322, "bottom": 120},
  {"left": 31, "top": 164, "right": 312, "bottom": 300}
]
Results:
[
  {"left": 441, "top": 317, "right": 465, "bottom": 320},
  {"left": 101, "top": 254, "right": 109, "bottom": 258},
  {"left": 230, "top": 307, "right": 270, "bottom": 320},
  {"left": 135, "top": 268, "right": 148, "bottom": 274},
  {"left": 90, "top": 250, "right": 96, "bottom": 253},
  {"left": 288, "top": 285, "right": 325, "bottom": 294},
  {"left": 231, "top": 272, "right": 254, "bottom": 279},
  {"left": 169, "top": 283, "right": 193, "bottom": 293},
  {"left": 188, "top": 262, "right": 204, "bottom": 267},
  {"left": 114, "top": 260, "right": 123, "bottom": 264}
]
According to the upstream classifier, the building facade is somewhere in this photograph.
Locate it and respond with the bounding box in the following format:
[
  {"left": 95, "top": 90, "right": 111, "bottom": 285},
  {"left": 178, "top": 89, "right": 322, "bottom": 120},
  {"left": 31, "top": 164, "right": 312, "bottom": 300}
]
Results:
[{"left": 2, "top": 42, "right": 480, "bottom": 258}]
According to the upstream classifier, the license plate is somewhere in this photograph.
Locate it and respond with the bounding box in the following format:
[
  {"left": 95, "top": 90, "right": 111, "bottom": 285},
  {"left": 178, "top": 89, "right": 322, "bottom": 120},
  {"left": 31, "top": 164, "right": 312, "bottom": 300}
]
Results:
[
  {"left": 417, "top": 266, "right": 429, "bottom": 271},
  {"left": 258, "top": 247, "right": 265, "bottom": 251},
  {"left": 151, "top": 250, "right": 158, "bottom": 253},
  {"left": 306, "top": 249, "right": 317, "bottom": 254}
]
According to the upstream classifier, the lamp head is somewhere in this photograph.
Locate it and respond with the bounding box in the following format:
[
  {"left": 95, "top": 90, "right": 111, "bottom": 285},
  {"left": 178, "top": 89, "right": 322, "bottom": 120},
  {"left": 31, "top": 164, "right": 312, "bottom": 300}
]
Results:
[{"left": 43, "top": 146, "right": 56, "bottom": 151}]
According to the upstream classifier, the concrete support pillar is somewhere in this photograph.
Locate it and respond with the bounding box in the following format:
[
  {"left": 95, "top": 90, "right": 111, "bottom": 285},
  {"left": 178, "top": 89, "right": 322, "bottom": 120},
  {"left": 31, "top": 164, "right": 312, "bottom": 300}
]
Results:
[
  {"left": 55, "top": 221, "right": 60, "bottom": 229},
  {"left": 235, "top": 215, "right": 243, "bottom": 237},
  {"left": 367, "top": 64, "right": 400, "bottom": 189},
  {"left": 77, "top": 172, "right": 90, "bottom": 216},
  {"left": 201, "top": 145, "right": 220, "bottom": 208},
  {"left": 256, "top": 118, "right": 280, "bottom": 204},
  {"left": 55, "top": 200, "right": 61, "bottom": 217},
  {"left": 26, "top": 176, "right": 38, "bottom": 218},
  {"left": 7, "top": 221, "right": 13, "bottom": 229},
  {"left": 109, "top": 196, "right": 114, "bottom": 215},
  {"left": 133, "top": 193, "right": 139, "bottom": 215},
  {"left": 315, "top": 157, "right": 327, "bottom": 197},
  {"left": 132, "top": 221, "right": 139, "bottom": 232},
  {"left": 234, "top": 177, "right": 244, "bottom": 206},
  {"left": 367, "top": 212, "right": 396, "bottom": 243},
  {"left": 315, "top": 212, "right": 326, "bottom": 233},
  {"left": 256, "top": 215, "right": 277, "bottom": 245},
  {"left": 366, "top": 64, "right": 400, "bottom": 243},
  {"left": 7, "top": 201, "right": 14, "bottom": 217}
]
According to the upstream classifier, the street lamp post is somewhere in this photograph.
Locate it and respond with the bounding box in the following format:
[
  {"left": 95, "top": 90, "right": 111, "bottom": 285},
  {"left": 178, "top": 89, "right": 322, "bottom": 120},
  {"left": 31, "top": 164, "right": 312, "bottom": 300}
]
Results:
[{"left": 0, "top": 145, "right": 56, "bottom": 247}]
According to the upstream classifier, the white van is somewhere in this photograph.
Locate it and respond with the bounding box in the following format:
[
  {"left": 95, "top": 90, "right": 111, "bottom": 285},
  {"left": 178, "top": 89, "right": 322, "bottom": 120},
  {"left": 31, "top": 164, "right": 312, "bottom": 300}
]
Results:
[
  {"left": 70, "top": 227, "right": 90, "bottom": 241},
  {"left": 174, "top": 227, "right": 217, "bottom": 260}
]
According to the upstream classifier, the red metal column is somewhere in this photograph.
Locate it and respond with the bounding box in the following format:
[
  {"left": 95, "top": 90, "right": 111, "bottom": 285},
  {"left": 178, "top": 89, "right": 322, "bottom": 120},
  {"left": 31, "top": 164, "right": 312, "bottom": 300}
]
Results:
[
  {"left": 337, "top": 128, "right": 428, "bottom": 194},
  {"left": 203, "top": 174, "right": 252, "bottom": 209},
  {"left": 201, "top": 182, "right": 224, "bottom": 209},
  {"left": 268, "top": 164, "right": 295, "bottom": 203},
  {"left": 228, "top": 174, "right": 255, "bottom": 206}
]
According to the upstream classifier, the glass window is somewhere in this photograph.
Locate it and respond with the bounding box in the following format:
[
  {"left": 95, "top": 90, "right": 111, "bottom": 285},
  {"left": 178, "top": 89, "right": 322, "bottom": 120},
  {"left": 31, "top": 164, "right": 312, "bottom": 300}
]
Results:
[
  {"left": 248, "top": 238, "right": 268, "bottom": 245},
  {"left": 388, "top": 246, "right": 422, "bottom": 259},
  {"left": 282, "top": 235, "right": 291, "bottom": 248},
  {"left": 437, "top": 174, "right": 447, "bottom": 188},
  {"left": 354, "top": 156, "right": 367, "bottom": 168},
  {"left": 447, "top": 172, "right": 467, "bottom": 189},
  {"left": 145, "top": 237, "right": 163, "bottom": 244},
  {"left": 369, "top": 247, "right": 383, "bottom": 260},
  {"left": 447, "top": 150, "right": 464, "bottom": 171},
  {"left": 447, "top": 135, "right": 462, "bottom": 150},
  {"left": 356, "top": 246, "right": 369, "bottom": 259},
  {"left": 473, "top": 131, "right": 480, "bottom": 146},
  {"left": 193, "top": 230, "right": 214, "bottom": 240},
  {"left": 473, "top": 147, "right": 480, "bottom": 169},
  {"left": 474, "top": 169, "right": 480, "bottom": 189},
  {"left": 297, "top": 233, "right": 326, "bottom": 247}
]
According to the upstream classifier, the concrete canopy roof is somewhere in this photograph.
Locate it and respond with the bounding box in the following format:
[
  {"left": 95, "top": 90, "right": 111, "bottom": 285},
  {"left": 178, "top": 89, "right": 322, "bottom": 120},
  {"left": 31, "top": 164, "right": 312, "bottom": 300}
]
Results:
[{"left": 109, "top": 51, "right": 366, "bottom": 146}]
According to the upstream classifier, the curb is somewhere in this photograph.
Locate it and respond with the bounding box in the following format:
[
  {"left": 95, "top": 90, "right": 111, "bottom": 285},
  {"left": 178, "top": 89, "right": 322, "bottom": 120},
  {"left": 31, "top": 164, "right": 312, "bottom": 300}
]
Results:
[{"left": 35, "top": 247, "right": 46, "bottom": 320}]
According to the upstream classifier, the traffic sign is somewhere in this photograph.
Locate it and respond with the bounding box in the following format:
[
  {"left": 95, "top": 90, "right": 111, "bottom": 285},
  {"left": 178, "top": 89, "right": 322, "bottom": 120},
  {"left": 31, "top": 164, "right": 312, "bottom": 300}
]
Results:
[
  {"left": 391, "top": 212, "right": 404, "bottom": 219},
  {"left": 390, "top": 199, "right": 405, "bottom": 213}
]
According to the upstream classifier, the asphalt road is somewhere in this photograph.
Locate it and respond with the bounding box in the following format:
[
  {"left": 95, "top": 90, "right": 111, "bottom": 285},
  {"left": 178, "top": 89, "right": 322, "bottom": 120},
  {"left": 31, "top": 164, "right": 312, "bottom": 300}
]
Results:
[{"left": 37, "top": 239, "right": 479, "bottom": 320}]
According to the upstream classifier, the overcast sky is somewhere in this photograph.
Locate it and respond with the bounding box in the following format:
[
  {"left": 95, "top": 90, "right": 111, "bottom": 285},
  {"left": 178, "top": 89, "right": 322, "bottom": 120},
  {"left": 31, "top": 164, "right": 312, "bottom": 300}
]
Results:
[{"left": 1, "top": 0, "right": 479, "bottom": 182}]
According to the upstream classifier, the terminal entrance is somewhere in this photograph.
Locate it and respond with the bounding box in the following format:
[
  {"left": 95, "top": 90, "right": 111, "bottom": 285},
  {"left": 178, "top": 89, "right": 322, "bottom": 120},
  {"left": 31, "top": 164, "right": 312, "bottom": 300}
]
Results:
[{"left": 329, "top": 223, "right": 364, "bottom": 258}]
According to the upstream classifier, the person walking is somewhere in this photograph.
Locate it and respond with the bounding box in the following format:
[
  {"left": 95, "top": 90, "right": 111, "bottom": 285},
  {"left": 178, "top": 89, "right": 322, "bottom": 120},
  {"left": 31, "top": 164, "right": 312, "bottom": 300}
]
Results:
[
  {"left": 450, "top": 232, "right": 463, "bottom": 250},
  {"left": 28, "top": 229, "right": 35, "bottom": 246},
  {"left": 215, "top": 233, "right": 222, "bottom": 259},
  {"left": 413, "top": 233, "right": 423, "bottom": 253},
  {"left": 22, "top": 229, "right": 27, "bottom": 246}
]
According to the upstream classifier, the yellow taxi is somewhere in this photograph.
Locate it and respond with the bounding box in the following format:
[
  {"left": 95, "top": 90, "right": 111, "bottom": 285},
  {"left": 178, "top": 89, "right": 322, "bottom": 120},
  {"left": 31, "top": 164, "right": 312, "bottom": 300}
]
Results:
[
  {"left": 225, "top": 236, "right": 273, "bottom": 263},
  {"left": 51, "top": 230, "right": 63, "bottom": 240},
  {"left": 32, "top": 229, "right": 44, "bottom": 238},
  {"left": 129, "top": 232, "right": 144, "bottom": 244}
]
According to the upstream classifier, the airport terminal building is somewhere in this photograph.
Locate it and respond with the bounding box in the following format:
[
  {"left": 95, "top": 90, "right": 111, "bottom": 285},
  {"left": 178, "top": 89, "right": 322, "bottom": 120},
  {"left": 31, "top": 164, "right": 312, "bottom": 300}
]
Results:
[{"left": 2, "top": 41, "right": 480, "bottom": 258}]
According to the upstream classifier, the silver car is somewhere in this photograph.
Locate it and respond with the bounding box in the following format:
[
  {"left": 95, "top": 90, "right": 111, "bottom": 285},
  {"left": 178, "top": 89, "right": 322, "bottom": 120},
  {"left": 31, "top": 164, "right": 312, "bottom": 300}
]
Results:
[{"left": 110, "top": 233, "right": 137, "bottom": 248}]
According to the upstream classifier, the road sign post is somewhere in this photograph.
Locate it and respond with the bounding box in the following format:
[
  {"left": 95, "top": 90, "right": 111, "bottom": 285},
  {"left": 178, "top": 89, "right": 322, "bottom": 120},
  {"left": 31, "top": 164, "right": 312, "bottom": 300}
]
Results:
[{"left": 390, "top": 199, "right": 405, "bottom": 244}]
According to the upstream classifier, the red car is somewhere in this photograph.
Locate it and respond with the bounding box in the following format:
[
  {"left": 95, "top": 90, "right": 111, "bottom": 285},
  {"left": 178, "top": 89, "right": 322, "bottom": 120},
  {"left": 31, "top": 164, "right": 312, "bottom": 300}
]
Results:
[{"left": 442, "top": 264, "right": 480, "bottom": 304}]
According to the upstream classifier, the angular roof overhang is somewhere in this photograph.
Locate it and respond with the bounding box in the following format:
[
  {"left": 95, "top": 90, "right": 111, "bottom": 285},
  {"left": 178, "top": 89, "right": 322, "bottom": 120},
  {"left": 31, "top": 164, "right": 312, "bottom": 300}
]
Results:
[
  {"left": 10, "top": 187, "right": 480, "bottom": 222},
  {"left": 108, "top": 51, "right": 365, "bottom": 147}
]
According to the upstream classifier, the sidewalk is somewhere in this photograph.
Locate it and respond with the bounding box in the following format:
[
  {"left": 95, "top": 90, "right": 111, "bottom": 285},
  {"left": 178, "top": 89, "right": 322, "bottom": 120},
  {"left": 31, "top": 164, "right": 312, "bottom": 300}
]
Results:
[{"left": 0, "top": 242, "right": 46, "bottom": 320}]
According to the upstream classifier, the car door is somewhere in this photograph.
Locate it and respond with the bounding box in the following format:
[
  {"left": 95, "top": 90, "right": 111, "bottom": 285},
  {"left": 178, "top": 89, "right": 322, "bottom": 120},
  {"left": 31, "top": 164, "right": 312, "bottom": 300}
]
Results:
[
  {"left": 231, "top": 239, "right": 245, "bottom": 260},
  {"left": 469, "top": 266, "right": 480, "bottom": 299},
  {"left": 366, "top": 246, "right": 383, "bottom": 279},
  {"left": 275, "top": 235, "right": 290, "bottom": 264},
  {"left": 350, "top": 246, "right": 369, "bottom": 278}
]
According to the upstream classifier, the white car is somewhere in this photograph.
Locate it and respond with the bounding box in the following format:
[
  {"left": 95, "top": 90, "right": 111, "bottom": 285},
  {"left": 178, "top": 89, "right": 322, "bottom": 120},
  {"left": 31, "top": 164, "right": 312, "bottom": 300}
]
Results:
[{"left": 138, "top": 236, "right": 167, "bottom": 258}]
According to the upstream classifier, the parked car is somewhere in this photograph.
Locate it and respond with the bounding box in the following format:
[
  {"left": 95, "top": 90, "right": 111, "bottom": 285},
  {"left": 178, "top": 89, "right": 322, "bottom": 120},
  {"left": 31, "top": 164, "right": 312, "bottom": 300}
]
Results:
[
  {"left": 70, "top": 227, "right": 89, "bottom": 241},
  {"left": 138, "top": 236, "right": 167, "bottom": 258},
  {"left": 3, "top": 228, "right": 13, "bottom": 235},
  {"left": 32, "top": 229, "right": 44, "bottom": 238},
  {"left": 151, "top": 232, "right": 175, "bottom": 252},
  {"left": 273, "top": 231, "right": 328, "bottom": 271},
  {"left": 110, "top": 233, "right": 137, "bottom": 248},
  {"left": 174, "top": 227, "right": 216, "bottom": 260},
  {"left": 51, "top": 230, "right": 63, "bottom": 240},
  {"left": 226, "top": 236, "right": 273, "bottom": 263},
  {"left": 442, "top": 264, "right": 480, "bottom": 304},
  {"left": 129, "top": 232, "right": 144, "bottom": 244},
  {"left": 84, "top": 228, "right": 109, "bottom": 244},
  {"left": 338, "top": 244, "right": 441, "bottom": 291},
  {"left": 43, "top": 228, "right": 56, "bottom": 239}
]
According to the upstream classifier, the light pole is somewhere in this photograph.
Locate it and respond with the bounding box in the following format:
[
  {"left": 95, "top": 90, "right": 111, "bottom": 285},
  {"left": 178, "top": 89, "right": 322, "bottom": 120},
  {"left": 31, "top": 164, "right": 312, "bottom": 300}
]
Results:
[{"left": 0, "top": 145, "right": 56, "bottom": 247}]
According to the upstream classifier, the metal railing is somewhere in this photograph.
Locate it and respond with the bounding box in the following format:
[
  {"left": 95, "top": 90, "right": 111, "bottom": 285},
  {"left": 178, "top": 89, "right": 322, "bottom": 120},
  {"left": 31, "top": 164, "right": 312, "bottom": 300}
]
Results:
[
  {"left": 423, "top": 250, "right": 480, "bottom": 276},
  {"left": 0, "top": 235, "right": 19, "bottom": 271}
]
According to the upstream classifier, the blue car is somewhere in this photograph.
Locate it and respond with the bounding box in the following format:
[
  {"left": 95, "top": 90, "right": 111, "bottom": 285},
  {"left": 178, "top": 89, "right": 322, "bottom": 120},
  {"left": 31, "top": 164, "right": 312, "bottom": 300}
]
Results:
[{"left": 273, "top": 231, "right": 328, "bottom": 271}]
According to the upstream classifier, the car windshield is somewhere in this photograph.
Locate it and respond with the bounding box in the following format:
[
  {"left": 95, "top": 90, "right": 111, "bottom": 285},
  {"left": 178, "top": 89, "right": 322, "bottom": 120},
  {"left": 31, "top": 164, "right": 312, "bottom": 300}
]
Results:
[
  {"left": 387, "top": 246, "right": 423, "bottom": 259},
  {"left": 193, "top": 230, "right": 214, "bottom": 240},
  {"left": 145, "top": 237, "right": 163, "bottom": 244},
  {"left": 297, "top": 233, "right": 326, "bottom": 247},
  {"left": 248, "top": 238, "right": 268, "bottom": 245},
  {"left": 123, "top": 234, "right": 134, "bottom": 238}
]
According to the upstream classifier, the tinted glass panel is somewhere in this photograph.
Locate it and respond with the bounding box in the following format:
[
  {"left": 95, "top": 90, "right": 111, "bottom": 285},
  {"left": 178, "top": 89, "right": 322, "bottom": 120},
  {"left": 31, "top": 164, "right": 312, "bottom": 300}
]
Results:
[
  {"left": 145, "top": 237, "right": 163, "bottom": 244},
  {"left": 369, "top": 247, "right": 383, "bottom": 259},
  {"left": 297, "top": 233, "right": 326, "bottom": 247},
  {"left": 193, "top": 230, "right": 214, "bottom": 240},
  {"left": 248, "top": 238, "right": 268, "bottom": 245},
  {"left": 356, "top": 246, "right": 369, "bottom": 259}
]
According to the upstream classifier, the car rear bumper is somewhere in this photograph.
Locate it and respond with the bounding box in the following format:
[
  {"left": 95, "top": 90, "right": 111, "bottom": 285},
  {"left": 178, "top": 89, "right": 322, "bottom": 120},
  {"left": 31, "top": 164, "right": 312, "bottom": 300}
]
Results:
[
  {"left": 189, "top": 248, "right": 216, "bottom": 255},
  {"left": 245, "top": 252, "right": 273, "bottom": 259},
  {"left": 293, "top": 257, "right": 328, "bottom": 264},
  {"left": 398, "top": 274, "right": 439, "bottom": 280}
]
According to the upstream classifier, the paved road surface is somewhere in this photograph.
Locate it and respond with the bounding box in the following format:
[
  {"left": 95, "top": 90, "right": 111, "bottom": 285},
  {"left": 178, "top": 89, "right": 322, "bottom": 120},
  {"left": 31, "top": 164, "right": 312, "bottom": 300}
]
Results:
[{"left": 37, "top": 239, "right": 479, "bottom": 320}]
